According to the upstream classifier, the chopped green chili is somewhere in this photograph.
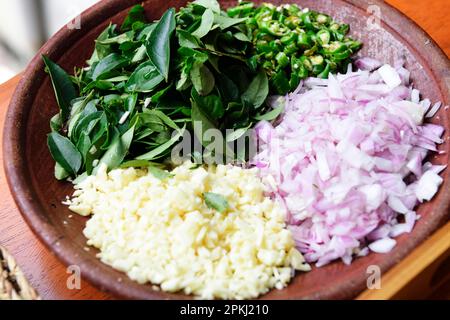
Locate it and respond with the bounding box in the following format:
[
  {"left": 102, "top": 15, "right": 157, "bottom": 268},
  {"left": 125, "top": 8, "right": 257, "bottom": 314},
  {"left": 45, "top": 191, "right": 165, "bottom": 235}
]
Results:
[{"left": 227, "top": 2, "right": 362, "bottom": 94}]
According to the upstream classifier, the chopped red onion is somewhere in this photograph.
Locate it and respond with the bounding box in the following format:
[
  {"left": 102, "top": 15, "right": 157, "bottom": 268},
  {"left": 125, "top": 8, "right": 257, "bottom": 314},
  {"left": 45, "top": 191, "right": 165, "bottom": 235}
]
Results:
[
  {"left": 378, "top": 64, "right": 402, "bottom": 88},
  {"left": 253, "top": 61, "right": 446, "bottom": 266},
  {"left": 368, "top": 238, "right": 397, "bottom": 253},
  {"left": 425, "top": 102, "right": 442, "bottom": 118},
  {"left": 354, "top": 57, "right": 382, "bottom": 71}
]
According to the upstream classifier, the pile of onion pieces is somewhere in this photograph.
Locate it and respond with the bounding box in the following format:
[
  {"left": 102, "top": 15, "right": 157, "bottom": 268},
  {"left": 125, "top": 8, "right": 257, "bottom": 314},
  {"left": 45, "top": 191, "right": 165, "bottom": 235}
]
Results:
[{"left": 253, "top": 58, "right": 447, "bottom": 267}]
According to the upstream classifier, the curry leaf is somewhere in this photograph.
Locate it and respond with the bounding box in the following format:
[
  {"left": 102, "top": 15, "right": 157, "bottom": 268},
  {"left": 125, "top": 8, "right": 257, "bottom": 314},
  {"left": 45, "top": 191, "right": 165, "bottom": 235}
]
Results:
[
  {"left": 97, "top": 32, "right": 134, "bottom": 45},
  {"left": 192, "top": 9, "right": 214, "bottom": 39},
  {"left": 151, "top": 84, "right": 172, "bottom": 103},
  {"left": 203, "top": 192, "right": 229, "bottom": 213},
  {"left": 190, "top": 62, "right": 215, "bottom": 96},
  {"left": 253, "top": 106, "right": 284, "bottom": 121},
  {"left": 192, "top": 89, "right": 224, "bottom": 119},
  {"left": 50, "top": 113, "right": 62, "bottom": 132},
  {"left": 131, "top": 44, "right": 148, "bottom": 63},
  {"left": 213, "top": 15, "right": 247, "bottom": 30},
  {"left": 104, "top": 75, "right": 130, "bottom": 82},
  {"left": 70, "top": 102, "right": 97, "bottom": 140},
  {"left": 121, "top": 5, "right": 146, "bottom": 31},
  {"left": 91, "top": 53, "right": 128, "bottom": 80},
  {"left": 123, "top": 94, "right": 136, "bottom": 114},
  {"left": 54, "top": 162, "right": 70, "bottom": 181},
  {"left": 42, "top": 55, "right": 77, "bottom": 121},
  {"left": 242, "top": 70, "right": 268, "bottom": 109},
  {"left": 148, "top": 166, "right": 174, "bottom": 180},
  {"left": 144, "top": 109, "right": 180, "bottom": 131},
  {"left": 176, "top": 68, "right": 191, "bottom": 91},
  {"left": 137, "top": 24, "right": 156, "bottom": 41},
  {"left": 81, "top": 80, "right": 115, "bottom": 93},
  {"left": 45, "top": 2, "right": 277, "bottom": 178},
  {"left": 119, "top": 159, "right": 165, "bottom": 169},
  {"left": 146, "top": 8, "right": 176, "bottom": 80},
  {"left": 216, "top": 74, "right": 239, "bottom": 102},
  {"left": 234, "top": 32, "right": 251, "bottom": 42},
  {"left": 226, "top": 125, "right": 251, "bottom": 142},
  {"left": 76, "top": 133, "right": 92, "bottom": 161},
  {"left": 191, "top": 99, "right": 218, "bottom": 147},
  {"left": 177, "top": 29, "right": 202, "bottom": 49},
  {"left": 88, "top": 24, "right": 116, "bottom": 64},
  {"left": 136, "top": 125, "right": 186, "bottom": 160},
  {"left": 72, "top": 111, "right": 102, "bottom": 143},
  {"left": 125, "top": 60, "right": 164, "bottom": 92},
  {"left": 68, "top": 97, "right": 95, "bottom": 138},
  {"left": 99, "top": 126, "right": 135, "bottom": 170},
  {"left": 47, "top": 132, "right": 82, "bottom": 176},
  {"left": 193, "top": 0, "right": 220, "bottom": 13},
  {"left": 90, "top": 112, "right": 108, "bottom": 146}
]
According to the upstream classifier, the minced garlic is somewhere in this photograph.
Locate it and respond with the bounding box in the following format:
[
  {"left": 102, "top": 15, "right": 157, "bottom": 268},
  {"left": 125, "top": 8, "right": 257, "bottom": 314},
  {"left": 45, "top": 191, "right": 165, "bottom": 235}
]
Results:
[{"left": 66, "top": 162, "right": 310, "bottom": 299}]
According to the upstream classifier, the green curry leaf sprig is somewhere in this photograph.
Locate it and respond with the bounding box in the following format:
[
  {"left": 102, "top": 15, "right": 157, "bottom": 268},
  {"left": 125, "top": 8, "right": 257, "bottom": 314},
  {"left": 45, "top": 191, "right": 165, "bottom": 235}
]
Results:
[{"left": 44, "top": 0, "right": 272, "bottom": 179}]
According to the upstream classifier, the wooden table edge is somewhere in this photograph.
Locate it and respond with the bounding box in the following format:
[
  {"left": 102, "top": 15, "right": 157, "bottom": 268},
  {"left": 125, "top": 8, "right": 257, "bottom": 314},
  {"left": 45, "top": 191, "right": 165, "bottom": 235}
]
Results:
[
  {"left": 1, "top": 0, "right": 450, "bottom": 297},
  {"left": 357, "top": 221, "right": 450, "bottom": 299}
]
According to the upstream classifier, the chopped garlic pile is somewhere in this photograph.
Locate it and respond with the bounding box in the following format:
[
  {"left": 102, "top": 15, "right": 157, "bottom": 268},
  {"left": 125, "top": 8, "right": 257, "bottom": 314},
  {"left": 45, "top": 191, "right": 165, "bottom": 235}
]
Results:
[{"left": 67, "top": 162, "right": 309, "bottom": 299}]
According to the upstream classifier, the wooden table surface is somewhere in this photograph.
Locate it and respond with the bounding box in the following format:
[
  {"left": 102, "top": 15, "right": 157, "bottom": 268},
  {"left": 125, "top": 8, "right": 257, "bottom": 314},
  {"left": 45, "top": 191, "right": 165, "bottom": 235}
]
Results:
[{"left": 0, "top": 0, "right": 449, "bottom": 300}]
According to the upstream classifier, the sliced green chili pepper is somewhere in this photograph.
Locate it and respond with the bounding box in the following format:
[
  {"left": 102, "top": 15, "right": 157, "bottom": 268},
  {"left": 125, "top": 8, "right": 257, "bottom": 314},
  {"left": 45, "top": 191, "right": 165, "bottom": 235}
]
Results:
[
  {"left": 228, "top": 2, "right": 255, "bottom": 17},
  {"left": 297, "top": 64, "right": 309, "bottom": 79},
  {"left": 275, "top": 52, "right": 289, "bottom": 68},
  {"left": 329, "top": 23, "right": 340, "bottom": 31},
  {"left": 304, "top": 43, "right": 318, "bottom": 56},
  {"left": 256, "top": 41, "right": 272, "bottom": 53},
  {"left": 283, "top": 42, "right": 298, "bottom": 55},
  {"left": 269, "top": 39, "right": 282, "bottom": 52},
  {"left": 289, "top": 72, "right": 300, "bottom": 89},
  {"left": 286, "top": 4, "right": 300, "bottom": 16},
  {"left": 316, "top": 14, "right": 330, "bottom": 25},
  {"left": 300, "top": 55, "right": 313, "bottom": 71},
  {"left": 297, "top": 32, "right": 313, "bottom": 49},
  {"left": 280, "top": 33, "right": 297, "bottom": 45},
  {"left": 346, "top": 39, "right": 362, "bottom": 51},
  {"left": 266, "top": 21, "right": 289, "bottom": 37},
  {"left": 301, "top": 11, "right": 314, "bottom": 29},
  {"left": 262, "top": 60, "right": 274, "bottom": 71},
  {"left": 339, "top": 24, "right": 350, "bottom": 35},
  {"left": 331, "top": 49, "right": 352, "bottom": 61},
  {"left": 284, "top": 15, "right": 301, "bottom": 29},
  {"left": 324, "top": 41, "right": 348, "bottom": 55},
  {"left": 317, "top": 29, "right": 330, "bottom": 45},
  {"left": 310, "top": 55, "right": 325, "bottom": 74},
  {"left": 228, "top": 2, "right": 362, "bottom": 94},
  {"left": 317, "top": 63, "right": 331, "bottom": 79},
  {"left": 272, "top": 70, "right": 291, "bottom": 94}
]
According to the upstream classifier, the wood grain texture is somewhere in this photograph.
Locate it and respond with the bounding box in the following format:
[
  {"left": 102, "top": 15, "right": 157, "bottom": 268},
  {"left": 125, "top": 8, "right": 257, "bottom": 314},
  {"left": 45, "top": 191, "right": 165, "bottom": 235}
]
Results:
[
  {"left": 0, "top": 0, "right": 449, "bottom": 300},
  {"left": 386, "top": 0, "right": 450, "bottom": 58}
]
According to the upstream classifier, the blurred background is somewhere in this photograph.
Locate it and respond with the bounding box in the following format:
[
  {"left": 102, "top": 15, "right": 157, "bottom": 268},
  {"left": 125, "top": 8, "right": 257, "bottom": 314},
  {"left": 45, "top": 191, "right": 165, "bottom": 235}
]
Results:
[{"left": 0, "top": 0, "right": 99, "bottom": 83}]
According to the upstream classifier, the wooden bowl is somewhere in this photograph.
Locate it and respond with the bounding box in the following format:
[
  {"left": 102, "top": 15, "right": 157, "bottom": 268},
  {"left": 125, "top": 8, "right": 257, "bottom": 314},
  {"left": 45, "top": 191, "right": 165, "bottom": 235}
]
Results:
[{"left": 3, "top": 0, "right": 450, "bottom": 300}]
